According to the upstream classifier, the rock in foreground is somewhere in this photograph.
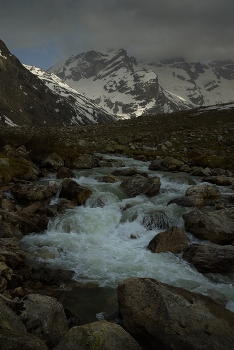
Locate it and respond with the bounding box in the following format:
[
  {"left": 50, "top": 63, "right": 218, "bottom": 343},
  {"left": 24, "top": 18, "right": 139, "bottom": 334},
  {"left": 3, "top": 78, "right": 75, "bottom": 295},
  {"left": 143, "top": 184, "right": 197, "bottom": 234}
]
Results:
[
  {"left": 117, "top": 277, "right": 234, "bottom": 350},
  {"left": 54, "top": 320, "right": 141, "bottom": 350}
]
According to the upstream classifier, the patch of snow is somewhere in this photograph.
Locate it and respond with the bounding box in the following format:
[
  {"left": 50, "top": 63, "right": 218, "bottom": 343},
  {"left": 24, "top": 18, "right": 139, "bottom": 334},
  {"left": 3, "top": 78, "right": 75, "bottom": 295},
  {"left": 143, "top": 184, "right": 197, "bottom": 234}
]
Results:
[{"left": 3, "top": 116, "right": 17, "bottom": 127}]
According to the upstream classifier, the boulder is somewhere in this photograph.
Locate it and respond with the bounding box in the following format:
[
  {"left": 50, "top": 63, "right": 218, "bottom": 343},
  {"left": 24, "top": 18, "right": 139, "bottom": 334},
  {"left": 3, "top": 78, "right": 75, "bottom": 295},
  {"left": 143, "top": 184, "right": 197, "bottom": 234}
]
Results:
[
  {"left": 39, "top": 152, "right": 64, "bottom": 169},
  {"left": 168, "top": 195, "right": 205, "bottom": 208},
  {"left": 120, "top": 174, "right": 161, "bottom": 197},
  {"left": 60, "top": 178, "right": 92, "bottom": 205},
  {"left": 11, "top": 183, "right": 53, "bottom": 205},
  {"left": 54, "top": 320, "right": 141, "bottom": 350},
  {"left": 0, "top": 329, "right": 48, "bottom": 350},
  {"left": 18, "top": 294, "right": 68, "bottom": 348},
  {"left": 185, "top": 184, "right": 220, "bottom": 199},
  {"left": 111, "top": 167, "right": 148, "bottom": 178},
  {"left": 182, "top": 208, "right": 234, "bottom": 244},
  {"left": 149, "top": 156, "right": 184, "bottom": 171},
  {"left": 99, "top": 174, "right": 117, "bottom": 183},
  {"left": 203, "top": 175, "right": 234, "bottom": 186},
  {"left": 183, "top": 243, "right": 234, "bottom": 273},
  {"left": 117, "top": 277, "right": 234, "bottom": 350},
  {"left": 73, "top": 155, "right": 94, "bottom": 169},
  {"left": 148, "top": 226, "right": 189, "bottom": 254},
  {"left": 0, "top": 298, "right": 25, "bottom": 332},
  {"left": 0, "top": 239, "right": 25, "bottom": 269},
  {"left": 56, "top": 167, "right": 74, "bottom": 179}
]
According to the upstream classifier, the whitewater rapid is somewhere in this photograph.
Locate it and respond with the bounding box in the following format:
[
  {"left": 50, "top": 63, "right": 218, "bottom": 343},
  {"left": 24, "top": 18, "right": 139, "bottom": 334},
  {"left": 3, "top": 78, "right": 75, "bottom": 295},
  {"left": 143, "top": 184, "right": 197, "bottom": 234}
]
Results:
[{"left": 20, "top": 155, "right": 234, "bottom": 313}]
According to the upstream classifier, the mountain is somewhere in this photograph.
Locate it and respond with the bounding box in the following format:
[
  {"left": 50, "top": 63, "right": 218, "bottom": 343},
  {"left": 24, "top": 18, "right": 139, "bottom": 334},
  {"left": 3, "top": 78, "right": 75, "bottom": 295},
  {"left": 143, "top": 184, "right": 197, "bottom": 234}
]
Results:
[
  {"left": 48, "top": 49, "right": 234, "bottom": 118},
  {"left": 0, "top": 39, "right": 115, "bottom": 127},
  {"left": 47, "top": 49, "right": 194, "bottom": 118}
]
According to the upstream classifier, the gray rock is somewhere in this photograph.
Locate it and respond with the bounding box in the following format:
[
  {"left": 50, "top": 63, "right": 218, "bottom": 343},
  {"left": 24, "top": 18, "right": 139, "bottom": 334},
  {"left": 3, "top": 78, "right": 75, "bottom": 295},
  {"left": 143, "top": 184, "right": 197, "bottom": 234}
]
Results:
[
  {"left": 117, "top": 277, "right": 234, "bottom": 350},
  {"left": 183, "top": 243, "right": 234, "bottom": 273},
  {"left": 149, "top": 156, "right": 184, "bottom": 171},
  {"left": 120, "top": 174, "right": 161, "bottom": 197},
  {"left": 39, "top": 152, "right": 64, "bottom": 169},
  {"left": 0, "top": 329, "right": 48, "bottom": 350},
  {"left": 54, "top": 320, "right": 141, "bottom": 350},
  {"left": 183, "top": 208, "right": 234, "bottom": 244},
  {"left": 60, "top": 178, "right": 92, "bottom": 205},
  {"left": 0, "top": 298, "right": 25, "bottom": 332},
  {"left": 18, "top": 294, "right": 68, "bottom": 348}
]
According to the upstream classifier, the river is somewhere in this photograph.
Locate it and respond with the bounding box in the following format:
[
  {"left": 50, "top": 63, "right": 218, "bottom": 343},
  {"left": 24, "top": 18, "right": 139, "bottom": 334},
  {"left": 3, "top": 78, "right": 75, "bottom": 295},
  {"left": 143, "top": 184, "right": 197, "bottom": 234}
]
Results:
[{"left": 20, "top": 155, "right": 234, "bottom": 322}]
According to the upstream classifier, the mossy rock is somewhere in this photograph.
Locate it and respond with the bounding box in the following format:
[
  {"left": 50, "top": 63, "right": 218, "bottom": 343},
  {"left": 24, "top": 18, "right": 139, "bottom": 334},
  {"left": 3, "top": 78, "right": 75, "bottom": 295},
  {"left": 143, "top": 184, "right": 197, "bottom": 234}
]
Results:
[{"left": 0, "top": 156, "right": 36, "bottom": 181}]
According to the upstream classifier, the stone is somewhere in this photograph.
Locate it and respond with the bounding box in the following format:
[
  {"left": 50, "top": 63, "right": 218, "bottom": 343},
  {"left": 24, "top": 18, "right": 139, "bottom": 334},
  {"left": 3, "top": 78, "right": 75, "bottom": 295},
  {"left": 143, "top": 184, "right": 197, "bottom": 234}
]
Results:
[
  {"left": 54, "top": 320, "right": 141, "bottom": 350},
  {"left": 60, "top": 178, "right": 92, "bottom": 205},
  {"left": 73, "top": 155, "right": 94, "bottom": 169},
  {"left": 56, "top": 167, "right": 74, "bottom": 179},
  {"left": 99, "top": 174, "right": 117, "bottom": 183},
  {"left": 204, "top": 175, "right": 234, "bottom": 186},
  {"left": 117, "top": 277, "right": 234, "bottom": 350},
  {"left": 39, "top": 152, "right": 64, "bottom": 169},
  {"left": 18, "top": 294, "right": 68, "bottom": 348},
  {"left": 149, "top": 156, "right": 184, "bottom": 171},
  {"left": 183, "top": 208, "right": 234, "bottom": 244},
  {"left": 185, "top": 184, "right": 220, "bottom": 199},
  {"left": 11, "top": 183, "right": 53, "bottom": 205},
  {"left": 0, "top": 158, "right": 9, "bottom": 166},
  {"left": 120, "top": 174, "right": 161, "bottom": 197},
  {"left": 168, "top": 195, "right": 205, "bottom": 208},
  {"left": 148, "top": 226, "right": 189, "bottom": 254},
  {"left": 183, "top": 243, "right": 234, "bottom": 273},
  {"left": 111, "top": 167, "right": 148, "bottom": 178},
  {"left": 0, "top": 330, "right": 48, "bottom": 350},
  {"left": 0, "top": 298, "right": 26, "bottom": 332}
]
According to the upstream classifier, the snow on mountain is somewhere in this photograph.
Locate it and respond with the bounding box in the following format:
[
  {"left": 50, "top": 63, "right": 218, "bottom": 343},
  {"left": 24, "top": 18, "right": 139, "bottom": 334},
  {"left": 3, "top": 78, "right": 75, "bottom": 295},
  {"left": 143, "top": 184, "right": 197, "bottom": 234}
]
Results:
[
  {"left": 140, "top": 59, "right": 234, "bottom": 107},
  {"left": 47, "top": 49, "right": 194, "bottom": 118},
  {"left": 24, "top": 65, "right": 116, "bottom": 125}
]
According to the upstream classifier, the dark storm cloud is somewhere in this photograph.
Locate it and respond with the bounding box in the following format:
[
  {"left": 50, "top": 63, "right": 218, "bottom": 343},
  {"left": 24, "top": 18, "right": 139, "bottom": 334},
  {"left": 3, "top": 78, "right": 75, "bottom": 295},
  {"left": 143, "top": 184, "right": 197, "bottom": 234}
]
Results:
[{"left": 1, "top": 0, "right": 234, "bottom": 64}]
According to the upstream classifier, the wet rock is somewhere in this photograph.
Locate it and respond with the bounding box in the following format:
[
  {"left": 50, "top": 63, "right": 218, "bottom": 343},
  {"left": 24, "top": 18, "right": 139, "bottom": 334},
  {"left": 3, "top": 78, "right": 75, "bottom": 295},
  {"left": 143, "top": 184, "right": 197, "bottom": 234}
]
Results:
[
  {"left": 54, "top": 320, "right": 141, "bottom": 350},
  {"left": 111, "top": 167, "right": 148, "bottom": 178},
  {"left": 185, "top": 184, "right": 220, "bottom": 199},
  {"left": 39, "top": 152, "right": 64, "bottom": 169},
  {"left": 148, "top": 226, "right": 189, "bottom": 254},
  {"left": 117, "top": 277, "right": 234, "bottom": 350},
  {"left": 183, "top": 207, "right": 234, "bottom": 244},
  {"left": 60, "top": 178, "right": 92, "bottom": 205},
  {"left": 56, "top": 167, "right": 75, "bottom": 179},
  {"left": 11, "top": 183, "right": 53, "bottom": 205},
  {"left": 0, "top": 298, "right": 26, "bottom": 332},
  {"left": 149, "top": 156, "right": 184, "bottom": 171},
  {"left": 190, "top": 167, "right": 211, "bottom": 176},
  {"left": 99, "top": 174, "right": 117, "bottom": 183},
  {"left": 0, "top": 221, "right": 22, "bottom": 239},
  {"left": 183, "top": 243, "right": 234, "bottom": 273},
  {"left": 0, "top": 329, "right": 48, "bottom": 350},
  {"left": 73, "top": 154, "right": 94, "bottom": 169},
  {"left": 0, "top": 239, "right": 26, "bottom": 269},
  {"left": 203, "top": 175, "right": 234, "bottom": 186},
  {"left": 168, "top": 195, "right": 205, "bottom": 208},
  {"left": 120, "top": 174, "right": 161, "bottom": 197},
  {"left": 18, "top": 294, "right": 68, "bottom": 348}
]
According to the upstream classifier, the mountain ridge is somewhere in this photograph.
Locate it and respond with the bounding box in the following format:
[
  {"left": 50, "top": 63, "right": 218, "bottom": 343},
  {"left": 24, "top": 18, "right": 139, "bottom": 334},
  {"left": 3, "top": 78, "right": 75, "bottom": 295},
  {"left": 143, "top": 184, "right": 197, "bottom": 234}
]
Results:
[{"left": 48, "top": 48, "right": 234, "bottom": 117}]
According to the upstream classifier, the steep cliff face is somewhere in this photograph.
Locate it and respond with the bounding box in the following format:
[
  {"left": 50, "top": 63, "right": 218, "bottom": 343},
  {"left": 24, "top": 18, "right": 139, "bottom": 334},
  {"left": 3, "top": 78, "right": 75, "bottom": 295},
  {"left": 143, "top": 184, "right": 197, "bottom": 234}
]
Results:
[
  {"left": 0, "top": 40, "right": 115, "bottom": 127},
  {"left": 48, "top": 49, "right": 193, "bottom": 118}
]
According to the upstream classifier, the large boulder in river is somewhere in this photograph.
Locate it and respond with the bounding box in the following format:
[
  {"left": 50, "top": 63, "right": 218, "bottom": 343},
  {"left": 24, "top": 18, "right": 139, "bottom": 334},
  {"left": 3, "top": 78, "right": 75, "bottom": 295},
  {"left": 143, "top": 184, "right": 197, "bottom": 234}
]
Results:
[
  {"left": 149, "top": 156, "right": 184, "bottom": 171},
  {"left": 141, "top": 209, "right": 171, "bottom": 230},
  {"left": 11, "top": 183, "right": 53, "bottom": 205},
  {"left": 60, "top": 178, "right": 92, "bottom": 205},
  {"left": 73, "top": 155, "right": 94, "bottom": 169},
  {"left": 39, "top": 152, "right": 64, "bottom": 169},
  {"left": 18, "top": 294, "right": 68, "bottom": 348},
  {"left": 54, "top": 320, "right": 141, "bottom": 350},
  {"left": 117, "top": 277, "right": 234, "bottom": 350},
  {"left": 183, "top": 243, "right": 234, "bottom": 273},
  {"left": 147, "top": 226, "right": 189, "bottom": 254},
  {"left": 182, "top": 208, "right": 234, "bottom": 244},
  {"left": 185, "top": 184, "right": 220, "bottom": 199},
  {"left": 120, "top": 174, "right": 161, "bottom": 197}
]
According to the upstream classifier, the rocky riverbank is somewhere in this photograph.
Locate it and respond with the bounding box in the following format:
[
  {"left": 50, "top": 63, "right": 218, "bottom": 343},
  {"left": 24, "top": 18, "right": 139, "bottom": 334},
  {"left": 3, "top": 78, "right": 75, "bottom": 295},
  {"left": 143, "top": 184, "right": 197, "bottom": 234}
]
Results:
[{"left": 1, "top": 109, "right": 234, "bottom": 349}]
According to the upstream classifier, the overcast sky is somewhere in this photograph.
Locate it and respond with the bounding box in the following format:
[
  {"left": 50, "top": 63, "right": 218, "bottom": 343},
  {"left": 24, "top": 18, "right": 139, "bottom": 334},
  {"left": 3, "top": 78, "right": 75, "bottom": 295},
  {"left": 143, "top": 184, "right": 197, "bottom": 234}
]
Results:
[{"left": 1, "top": 0, "right": 234, "bottom": 69}]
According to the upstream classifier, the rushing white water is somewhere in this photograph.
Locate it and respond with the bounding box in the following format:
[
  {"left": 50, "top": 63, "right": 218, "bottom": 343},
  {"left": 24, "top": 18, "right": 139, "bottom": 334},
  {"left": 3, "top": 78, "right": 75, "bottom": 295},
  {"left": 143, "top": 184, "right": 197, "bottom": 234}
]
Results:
[{"left": 21, "top": 155, "right": 234, "bottom": 313}]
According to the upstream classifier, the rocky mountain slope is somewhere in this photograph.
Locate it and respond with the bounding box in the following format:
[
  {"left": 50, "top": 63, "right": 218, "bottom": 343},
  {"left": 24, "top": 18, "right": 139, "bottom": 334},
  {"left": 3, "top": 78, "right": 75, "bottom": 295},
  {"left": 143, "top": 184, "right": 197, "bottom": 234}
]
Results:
[
  {"left": 48, "top": 49, "right": 234, "bottom": 118},
  {"left": 48, "top": 49, "right": 194, "bottom": 118},
  {"left": 0, "top": 39, "right": 115, "bottom": 127}
]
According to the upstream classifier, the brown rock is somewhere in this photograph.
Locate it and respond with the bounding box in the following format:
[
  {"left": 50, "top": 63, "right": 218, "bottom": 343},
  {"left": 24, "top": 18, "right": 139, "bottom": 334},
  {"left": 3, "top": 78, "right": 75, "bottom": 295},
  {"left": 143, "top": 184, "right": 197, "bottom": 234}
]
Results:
[
  {"left": 183, "top": 243, "right": 234, "bottom": 273},
  {"left": 117, "top": 277, "right": 234, "bottom": 350},
  {"left": 148, "top": 226, "right": 189, "bottom": 254},
  {"left": 54, "top": 320, "right": 141, "bottom": 350},
  {"left": 183, "top": 208, "right": 234, "bottom": 244},
  {"left": 120, "top": 174, "right": 161, "bottom": 197},
  {"left": 60, "top": 178, "right": 92, "bottom": 205}
]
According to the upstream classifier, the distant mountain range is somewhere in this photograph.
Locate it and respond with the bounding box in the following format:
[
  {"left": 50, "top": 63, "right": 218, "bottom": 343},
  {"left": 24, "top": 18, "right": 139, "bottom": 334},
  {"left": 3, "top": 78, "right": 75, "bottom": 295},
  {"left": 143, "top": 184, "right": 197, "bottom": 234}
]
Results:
[
  {"left": 48, "top": 49, "right": 234, "bottom": 118},
  {"left": 0, "top": 38, "right": 234, "bottom": 127}
]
